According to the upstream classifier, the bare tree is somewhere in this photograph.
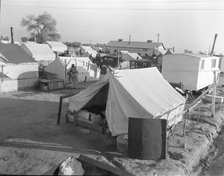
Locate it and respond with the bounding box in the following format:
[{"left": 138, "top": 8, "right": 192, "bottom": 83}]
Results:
[{"left": 21, "top": 12, "right": 61, "bottom": 43}]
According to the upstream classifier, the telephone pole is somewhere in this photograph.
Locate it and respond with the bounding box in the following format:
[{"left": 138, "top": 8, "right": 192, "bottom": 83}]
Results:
[
  {"left": 0, "top": 0, "right": 2, "bottom": 34},
  {"left": 156, "top": 33, "right": 160, "bottom": 54}
]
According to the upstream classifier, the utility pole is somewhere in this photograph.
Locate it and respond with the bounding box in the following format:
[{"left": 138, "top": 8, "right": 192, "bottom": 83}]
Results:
[
  {"left": 0, "top": 0, "right": 2, "bottom": 35},
  {"left": 128, "top": 35, "right": 131, "bottom": 44},
  {"left": 210, "top": 33, "right": 218, "bottom": 118},
  {"left": 210, "top": 33, "right": 218, "bottom": 56},
  {"left": 10, "top": 27, "right": 14, "bottom": 44},
  {"left": 156, "top": 33, "right": 160, "bottom": 54}
]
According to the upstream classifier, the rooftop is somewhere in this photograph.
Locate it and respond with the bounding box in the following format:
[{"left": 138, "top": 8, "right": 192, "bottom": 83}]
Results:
[
  {"left": 0, "top": 43, "right": 36, "bottom": 64},
  {"left": 23, "top": 42, "right": 56, "bottom": 56},
  {"left": 107, "top": 40, "right": 164, "bottom": 49}
]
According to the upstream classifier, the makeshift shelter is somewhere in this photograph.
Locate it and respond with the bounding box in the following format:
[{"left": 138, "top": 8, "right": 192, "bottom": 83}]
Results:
[
  {"left": 45, "top": 56, "right": 100, "bottom": 83},
  {"left": 69, "top": 67, "right": 186, "bottom": 136},
  {"left": 47, "top": 41, "right": 67, "bottom": 54},
  {"left": 80, "top": 46, "right": 98, "bottom": 58},
  {"left": 21, "top": 42, "right": 56, "bottom": 66},
  {"left": 162, "top": 53, "right": 220, "bottom": 91},
  {"left": 121, "top": 51, "right": 143, "bottom": 61},
  {"left": 0, "top": 43, "right": 39, "bottom": 92}
]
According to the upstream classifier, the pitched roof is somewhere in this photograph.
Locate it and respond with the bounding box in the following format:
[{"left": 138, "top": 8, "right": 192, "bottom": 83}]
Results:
[
  {"left": 0, "top": 43, "right": 36, "bottom": 64},
  {"left": 0, "top": 72, "right": 11, "bottom": 79},
  {"left": 46, "top": 41, "right": 67, "bottom": 52},
  {"left": 81, "top": 46, "right": 98, "bottom": 57},
  {"left": 107, "top": 40, "right": 164, "bottom": 49},
  {"left": 23, "top": 42, "right": 55, "bottom": 56},
  {"left": 127, "top": 52, "right": 142, "bottom": 60}
]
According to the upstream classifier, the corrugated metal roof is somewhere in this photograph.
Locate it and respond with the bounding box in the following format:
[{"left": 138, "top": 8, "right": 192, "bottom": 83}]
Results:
[
  {"left": 107, "top": 40, "right": 164, "bottom": 49},
  {"left": 23, "top": 42, "right": 55, "bottom": 56},
  {"left": 0, "top": 43, "right": 36, "bottom": 64}
]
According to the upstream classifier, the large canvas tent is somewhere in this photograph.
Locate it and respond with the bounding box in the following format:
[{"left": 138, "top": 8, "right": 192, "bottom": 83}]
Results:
[
  {"left": 69, "top": 67, "right": 186, "bottom": 136},
  {"left": 21, "top": 42, "right": 56, "bottom": 66},
  {"left": 0, "top": 43, "right": 39, "bottom": 92},
  {"left": 45, "top": 56, "right": 100, "bottom": 83}
]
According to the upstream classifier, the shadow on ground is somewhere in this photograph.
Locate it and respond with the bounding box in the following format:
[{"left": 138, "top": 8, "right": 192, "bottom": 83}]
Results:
[{"left": 0, "top": 98, "right": 116, "bottom": 152}]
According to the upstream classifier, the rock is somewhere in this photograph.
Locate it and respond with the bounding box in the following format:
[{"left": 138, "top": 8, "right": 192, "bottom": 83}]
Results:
[{"left": 58, "top": 156, "right": 85, "bottom": 176}]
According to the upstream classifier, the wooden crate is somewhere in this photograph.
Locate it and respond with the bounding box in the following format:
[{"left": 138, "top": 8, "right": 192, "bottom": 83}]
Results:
[{"left": 39, "top": 79, "right": 64, "bottom": 91}]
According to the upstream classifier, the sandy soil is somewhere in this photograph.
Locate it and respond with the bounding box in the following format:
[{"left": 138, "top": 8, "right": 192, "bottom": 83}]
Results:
[
  {"left": 1, "top": 80, "right": 224, "bottom": 175},
  {"left": 0, "top": 81, "right": 116, "bottom": 175}
]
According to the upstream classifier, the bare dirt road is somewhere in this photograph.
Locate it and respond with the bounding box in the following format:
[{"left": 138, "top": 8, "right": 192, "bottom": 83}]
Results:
[{"left": 0, "top": 84, "right": 116, "bottom": 174}]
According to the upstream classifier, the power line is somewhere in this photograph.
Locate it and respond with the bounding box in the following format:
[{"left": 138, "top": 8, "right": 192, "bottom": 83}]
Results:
[
  {"left": 3, "top": 3, "right": 224, "bottom": 11},
  {"left": 4, "top": 0, "right": 224, "bottom": 3}
]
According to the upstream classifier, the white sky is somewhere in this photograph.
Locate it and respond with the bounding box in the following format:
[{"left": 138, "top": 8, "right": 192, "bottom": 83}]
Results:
[{"left": 0, "top": 0, "right": 224, "bottom": 54}]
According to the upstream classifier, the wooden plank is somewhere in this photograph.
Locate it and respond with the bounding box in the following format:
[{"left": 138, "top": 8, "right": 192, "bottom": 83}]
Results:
[
  {"left": 184, "top": 85, "right": 213, "bottom": 113},
  {"left": 0, "top": 141, "right": 101, "bottom": 156},
  {"left": 76, "top": 119, "right": 103, "bottom": 133},
  {"left": 78, "top": 155, "right": 134, "bottom": 176}
]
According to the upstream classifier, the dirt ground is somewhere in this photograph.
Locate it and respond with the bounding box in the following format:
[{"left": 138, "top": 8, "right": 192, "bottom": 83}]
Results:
[
  {"left": 0, "top": 81, "right": 116, "bottom": 175},
  {"left": 1, "top": 80, "right": 224, "bottom": 175}
]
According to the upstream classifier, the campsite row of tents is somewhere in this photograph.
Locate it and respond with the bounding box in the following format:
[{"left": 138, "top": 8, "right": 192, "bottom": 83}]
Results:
[
  {"left": 0, "top": 41, "right": 102, "bottom": 92},
  {"left": 67, "top": 53, "right": 222, "bottom": 136}
]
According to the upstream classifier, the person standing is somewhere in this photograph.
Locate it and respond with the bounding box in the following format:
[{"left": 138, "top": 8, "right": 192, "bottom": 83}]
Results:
[{"left": 67, "top": 64, "right": 78, "bottom": 88}]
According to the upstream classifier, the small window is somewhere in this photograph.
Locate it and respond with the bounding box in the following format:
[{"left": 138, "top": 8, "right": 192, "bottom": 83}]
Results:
[
  {"left": 211, "top": 59, "right": 216, "bottom": 68},
  {"left": 201, "top": 60, "right": 205, "bottom": 69}
]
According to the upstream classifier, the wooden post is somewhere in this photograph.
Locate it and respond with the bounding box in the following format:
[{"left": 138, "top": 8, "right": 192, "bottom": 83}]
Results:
[
  {"left": 57, "top": 93, "right": 77, "bottom": 124},
  {"left": 211, "top": 70, "right": 217, "bottom": 117},
  {"left": 182, "top": 111, "right": 188, "bottom": 137},
  {"left": 57, "top": 97, "right": 63, "bottom": 124}
]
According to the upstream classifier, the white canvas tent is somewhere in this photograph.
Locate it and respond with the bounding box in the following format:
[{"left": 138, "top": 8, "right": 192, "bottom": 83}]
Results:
[
  {"left": 80, "top": 46, "right": 98, "bottom": 58},
  {"left": 21, "top": 42, "right": 56, "bottom": 66},
  {"left": 121, "top": 51, "right": 142, "bottom": 61},
  {"left": 69, "top": 67, "right": 186, "bottom": 136},
  {"left": 47, "top": 41, "right": 67, "bottom": 53},
  {"left": 45, "top": 56, "right": 100, "bottom": 83}
]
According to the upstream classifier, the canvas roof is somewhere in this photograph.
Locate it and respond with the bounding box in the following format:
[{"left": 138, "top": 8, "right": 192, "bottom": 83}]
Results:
[
  {"left": 23, "top": 42, "right": 56, "bottom": 57},
  {"left": 0, "top": 72, "right": 11, "bottom": 79},
  {"left": 0, "top": 43, "right": 36, "bottom": 64},
  {"left": 46, "top": 41, "right": 67, "bottom": 53},
  {"left": 121, "top": 51, "right": 142, "bottom": 61},
  {"left": 108, "top": 40, "right": 164, "bottom": 49},
  {"left": 81, "top": 46, "right": 98, "bottom": 58},
  {"left": 69, "top": 67, "right": 186, "bottom": 136},
  {"left": 59, "top": 56, "right": 93, "bottom": 66},
  {"left": 127, "top": 52, "right": 142, "bottom": 60}
]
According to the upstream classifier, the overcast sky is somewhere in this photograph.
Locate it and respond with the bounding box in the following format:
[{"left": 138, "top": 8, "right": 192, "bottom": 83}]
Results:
[{"left": 0, "top": 0, "right": 224, "bottom": 54}]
